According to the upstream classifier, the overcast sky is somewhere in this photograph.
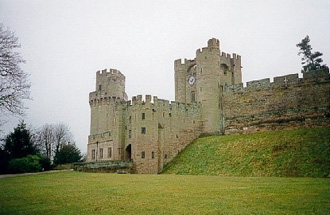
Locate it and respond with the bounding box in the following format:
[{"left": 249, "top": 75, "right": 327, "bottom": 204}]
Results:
[{"left": 1, "top": 0, "right": 329, "bottom": 153}]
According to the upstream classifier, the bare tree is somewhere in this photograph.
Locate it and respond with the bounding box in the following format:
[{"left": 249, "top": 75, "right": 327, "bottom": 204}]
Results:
[
  {"left": 0, "top": 23, "right": 30, "bottom": 116},
  {"left": 35, "top": 123, "right": 73, "bottom": 160},
  {"left": 53, "top": 123, "right": 73, "bottom": 155},
  {"left": 36, "top": 124, "right": 54, "bottom": 159}
]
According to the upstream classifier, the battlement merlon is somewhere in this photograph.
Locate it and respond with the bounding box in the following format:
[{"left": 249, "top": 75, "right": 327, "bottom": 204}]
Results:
[
  {"left": 96, "top": 68, "right": 125, "bottom": 78},
  {"left": 174, "top": 58, "right": 196, "bottom": 70},
  {"left": 220, "top": 52, "right": 242, "bottom": 65}
]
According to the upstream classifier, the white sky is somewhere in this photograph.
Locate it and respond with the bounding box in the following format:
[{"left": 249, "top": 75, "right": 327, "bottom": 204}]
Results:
[{"left": 1, "top": 0, "right": 329, "bottom": 153}]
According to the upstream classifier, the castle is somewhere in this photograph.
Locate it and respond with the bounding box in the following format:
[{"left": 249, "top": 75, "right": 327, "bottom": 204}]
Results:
[{"left": 87, "top": 38, "right": 330, "bottom": 174}]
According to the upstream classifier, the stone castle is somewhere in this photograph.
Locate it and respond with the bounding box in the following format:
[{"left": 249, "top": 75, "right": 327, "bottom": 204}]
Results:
[{"left": 87, "top": 38, "right": 330, "bottom": 174}]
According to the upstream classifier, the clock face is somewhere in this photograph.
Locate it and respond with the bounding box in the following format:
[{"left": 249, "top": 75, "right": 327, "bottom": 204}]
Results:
[{"left": 188, "top": 76, "right": 195, "bottom": 86}]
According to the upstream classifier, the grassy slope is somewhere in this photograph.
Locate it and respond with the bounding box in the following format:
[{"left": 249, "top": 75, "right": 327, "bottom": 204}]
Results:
[
  {"left": 0, "top": 171, "right": 329, "bottom": 215},
  {"left": 162, "top": 127, "right": 330, "bottom": 177}
]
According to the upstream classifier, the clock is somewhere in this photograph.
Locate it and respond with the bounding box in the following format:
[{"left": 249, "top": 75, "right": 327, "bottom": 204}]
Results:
[{"left": 188, "top": 75, "right": 195, "bottom": 86}]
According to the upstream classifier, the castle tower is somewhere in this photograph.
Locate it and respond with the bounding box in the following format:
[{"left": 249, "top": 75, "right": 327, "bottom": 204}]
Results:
[
  {"left": 195, "top": 38, "right": 222, "bottom": 133},
  {"left": 174, "top": 58, "right": 196, "bottom": 103},
  {"left": 174, "top": 38, "right": 242, "bottom": 134},
  {"left": 87, "top": 68, "right": 127, "bottom": 162},
  {"left": 95, "top": 68, "right": 127, "bottom": 101}
]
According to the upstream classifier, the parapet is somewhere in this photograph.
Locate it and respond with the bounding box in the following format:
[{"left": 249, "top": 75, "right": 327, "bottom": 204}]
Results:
[
  {"left": 225, "top": 70, "right": 330, "bottom": 93},
  {"left": 96, "top": 68, "right": 125, "bottom": 79},
  {"left": 196, "top": 38, "right": 220, "bottom": 55},
  {"left": 303, "top": 69, "right": 329, "bottom": 80},
  {"left": 273, "top": 74, "right": 298, "bottom": 86},
  {"left": 220, "top": 52, "right": 241, "bottom": 64},
  {"left": 89, "top": 93, "right": 125, "bottom": 106},
  {"left": 174, "top": 58, "right": 196, "bottom": 70},
  {"left": 247, "top": 78, "right": 271, "bottom": 88},
  {"left": 127, "top": 94, "right": 200, "bottom": 114}
]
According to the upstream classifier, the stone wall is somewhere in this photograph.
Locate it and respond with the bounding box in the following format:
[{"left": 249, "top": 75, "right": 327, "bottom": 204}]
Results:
[
  {"left": 222, "top": 71, "right": 330, "bottom": 134},
  {"left": 124, "top": 95, "right": 202, "bottom": 174}
]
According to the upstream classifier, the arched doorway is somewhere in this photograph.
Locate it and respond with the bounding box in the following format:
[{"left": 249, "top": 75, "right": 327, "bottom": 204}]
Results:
[{"left": 125, "top": 144, "right": 132, "bottom": 160}]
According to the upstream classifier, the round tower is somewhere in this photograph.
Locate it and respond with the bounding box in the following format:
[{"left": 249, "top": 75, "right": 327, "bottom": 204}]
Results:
[
  {"left": 95, "top": 68, "right": 127, "bottom": 100},
  {"left": 89, "top": 68, "right": 127, "bottom": 136},
  {"left": 195, "top": 38, "right": 222, "bottom": 134},
  {"left": 88, "top": 68, "right": 127, "bottom": 162}
]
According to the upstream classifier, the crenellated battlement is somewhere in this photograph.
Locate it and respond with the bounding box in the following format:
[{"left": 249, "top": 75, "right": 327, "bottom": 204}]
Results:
[
  {"left": 225, "top": 70, "right": 330, "bottom": 92},
  {"left": 96, "top": 68, "right": 125, "bottom": 83},
  {"left": 96, "top": 68, "right": 123, "bottom": 76},
  {"left": 127, "top": 94, "right": 200, "bottom": 113},
  {"left": 174, "top": 58, "right": 196, "bottom": 69}
]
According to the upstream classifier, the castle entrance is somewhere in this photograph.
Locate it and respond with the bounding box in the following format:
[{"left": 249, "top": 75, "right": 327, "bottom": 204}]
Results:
[{"left": 125, "top": 144, "right": 132, "bottom": 160}]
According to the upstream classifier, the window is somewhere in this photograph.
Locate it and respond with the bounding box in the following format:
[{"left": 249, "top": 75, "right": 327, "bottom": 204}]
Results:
[
  {"left": 92, "top": 149, "right": 95, "bottom": 160},
  {"left": 142, "top": 113, "right": 145, "bottom": 120},
  {"left": 152, "top": 151, "right": 155, "bottom": 159},
  {"left": 141, "top": 127, "right": 146, "bottom": 134},
  {"left": 141, "top": 151, "right": 145, "bottom": 159},
  {"left": 108, "top": 147, "right": 112, "bottom": 158},
  {"left": 118, "top": 148, "right": 121, "bottom": 155},
  {"left": 98, "top": 85, "right": 102, "bottom": 91},
  {"left": 99, "top": 148, "right": 103, "bottom": 159},
  {"left": 169, "top": 113, "right": 172, "bottom": 117},
  {"left": 220, "top": 64, "right": 229, "bottom": 75},
  {"left": 129, "top": 130, "right": 132, "bottom": 138},
  {"left": 191, "top": 91, "right": 196, "bottom": 102},
  {"left": 165, "top": 154, "right": 168, "bottom": 159},
  {"left": 129, "top": 116, "right": 132, "bottom": 123}
]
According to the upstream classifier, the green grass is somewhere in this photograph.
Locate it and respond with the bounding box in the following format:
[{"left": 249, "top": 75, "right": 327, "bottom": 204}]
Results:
[
  {"left": 0, "top": 171, "right": 329, "bottom": 214},
  {"left": 162, "top": 127, "right": 330, "bottom": 177}
]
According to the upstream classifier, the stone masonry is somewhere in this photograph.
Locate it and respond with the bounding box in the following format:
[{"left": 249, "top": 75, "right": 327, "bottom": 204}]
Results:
[{"left": 87, "top": 38, "right": 330, "bottom": 174}]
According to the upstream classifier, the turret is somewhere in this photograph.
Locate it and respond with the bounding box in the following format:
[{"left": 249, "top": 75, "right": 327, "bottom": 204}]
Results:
[
  {"left": 95, "top": 68, "right": 127, "bottom": 101},
  {"left": 89, "top": 68, "right": 127, "bottom": 135},
  {"left": 207, "top": 38, "right": 220, "bottom": 49},
  {"left": 195, "top": 39, "right": 222, "bottom": 133}
]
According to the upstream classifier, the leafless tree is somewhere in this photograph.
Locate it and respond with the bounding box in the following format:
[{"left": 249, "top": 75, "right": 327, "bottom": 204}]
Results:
[
  {"left": 35, "top": 123, "right": 73, "bottom": 159},
  {"left": 53, "top": 123, "right": 73, "bottom": 155},
  {"left": 36, "top": 124, "right": 54, "bottom": 159},
  {"left": 0, "top": 23, "right": 30, "bottom": 117}
]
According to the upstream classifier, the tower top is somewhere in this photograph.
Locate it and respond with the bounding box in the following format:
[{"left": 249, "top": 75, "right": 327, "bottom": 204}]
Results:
[{"left": 207, "top": 38, "right": 220, "bottom": 49}]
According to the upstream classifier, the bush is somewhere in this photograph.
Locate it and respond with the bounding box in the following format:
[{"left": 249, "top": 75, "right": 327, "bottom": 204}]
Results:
[
  {"left": 0, "top": 148, "right": 10, "bottom": 174},
  {"left": 54, "top": 143, "right": 82, "bottom": 165},
  {"left": 8, "top": 155, "right": 42, "bottom": 173},
  {"left": 39, "top": 156, "right": 53, "bottom": 171}
]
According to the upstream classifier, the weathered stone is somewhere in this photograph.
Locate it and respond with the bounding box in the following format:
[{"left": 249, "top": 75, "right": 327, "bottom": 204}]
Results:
[{"left": 86, "top": 39, "right": 330, "bottom": 174}]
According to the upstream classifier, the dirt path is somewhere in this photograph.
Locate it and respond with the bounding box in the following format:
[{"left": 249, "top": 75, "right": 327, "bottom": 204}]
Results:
[{"left": 0, "top": 169, "right": 73, "bottom": 179}]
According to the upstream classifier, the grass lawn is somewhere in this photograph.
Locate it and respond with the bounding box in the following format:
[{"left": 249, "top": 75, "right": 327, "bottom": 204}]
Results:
[
  {"left": 163, "top": 127, "right": 330, "bottom": 177},
  {"left": 0, "top": 171, "right": 329, "bottom": 214}
]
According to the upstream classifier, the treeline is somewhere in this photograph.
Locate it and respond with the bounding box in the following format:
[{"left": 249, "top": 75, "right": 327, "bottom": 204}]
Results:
[{"left": 0, "top": 121, "right": 83, "bottom": 174}]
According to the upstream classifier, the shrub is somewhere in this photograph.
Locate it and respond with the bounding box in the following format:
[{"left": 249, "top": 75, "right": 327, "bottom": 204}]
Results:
[
  {"left": 39, "top": 156, "right": 53, "bottom": 171},
  {"left": 54, "top": 143, "right": 82, "bottom": 165},
  {"left": 0, "top": 148, "right": 10, "bottom": 174},
  {"left": 8, "top": 155, "right": 42, "bottom": 173}
]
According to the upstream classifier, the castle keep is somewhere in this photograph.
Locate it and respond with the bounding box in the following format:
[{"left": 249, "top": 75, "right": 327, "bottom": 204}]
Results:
[{"left": 87, "top": 38, "right": 330, "bottom": 174}]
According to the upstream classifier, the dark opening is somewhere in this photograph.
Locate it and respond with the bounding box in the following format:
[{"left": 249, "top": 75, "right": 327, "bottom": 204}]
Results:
[{"left": 125, "top": 144, "right": 132, "bottom": 160}]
